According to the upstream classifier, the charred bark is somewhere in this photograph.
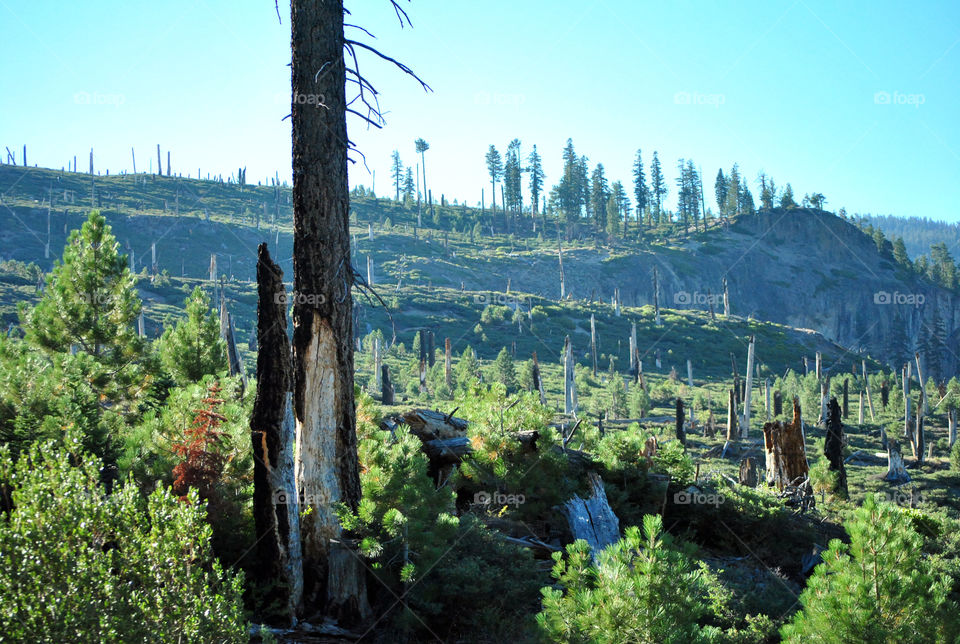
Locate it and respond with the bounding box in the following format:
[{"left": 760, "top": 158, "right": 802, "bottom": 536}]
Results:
[
  {"left": 824, "top": 397, "right": 847, "bottom": 497},
  {"left": 762, "top": 397, "right": 809, "bottom": 490},
  {"left": 250, "top": 244, "right": 303, "bottom": 624},
  {"left": 291, "top": 0, "right": 367, "bottom": 623}
]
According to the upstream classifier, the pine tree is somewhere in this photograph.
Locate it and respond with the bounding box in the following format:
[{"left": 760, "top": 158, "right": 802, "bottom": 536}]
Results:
[
  {"left": 611, "top": 181, "right": 630, "bottom": 237},
  {"left": 632, "top": 149, "right": 649, "bottom": 228},
  {"left": 504, "top": 139, "right": 523, "bottom": 219},
  {"left": 390, "top": 150, "right": 403, "bottom": 201},
  {"left": 157, "top": 286, "right": 228, "bottom": 385},
  {"left": 781, "top": 494, "right": 957, "bottom": 642},
  {"left": 892, "top": 237, "right": 912, "bottom": 270},
  {"left": 402, "top": 166, "right": 415, "bottom": 205},
  {"left": 758, "top": 172, "right": 774, "bottom": 210},
  {"left": 21, "top": 210, "right": 141, "bottom": 367},
  {"left": 605, "top": 194, "right": 620, "bottom": 237},
  {"left": 650, "top": 152, "right": 666, "bottom": 224},
  {"left": 780, "top": 183, "right": 797, "bottom": 208},
  {"left": 714, "top": 168, "right": 727, "bottom": 213},
  {"left": 590, "top": 164, "right": 609, "bottom": 230},
  {"left": 528, "top": 145, "right": 544, "bottom": 215},
  {"left": 722, "top": 165, "right": 740, "bottom": 217},
  {"left": 415, "top": 138, "right": 430, "bottom": 209},
  {"left": 486, "top": 144, "right": 503, "bottom": 221},
  {"left": 493, "top": 347, "right": 517, "bottom": 392},
  {"left": 456, "top": 346, "right": 480, "bottom": 390}
]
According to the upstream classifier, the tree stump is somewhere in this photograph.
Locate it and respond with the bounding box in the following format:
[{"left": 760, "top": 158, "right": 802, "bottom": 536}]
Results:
[
  {"left": 884, "top": 440, "right": 910, "bottom": 484},
  {"left": 762, "top": 397, "right": 809, "bottom": 490},
  {"left": 739, "top": 457, "right": 758, "bottom": 487}
]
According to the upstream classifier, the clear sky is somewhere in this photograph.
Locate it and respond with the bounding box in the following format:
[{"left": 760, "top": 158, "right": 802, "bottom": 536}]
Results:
[{"left": 2, "top": 0, "right": 958, "bottom": 221}]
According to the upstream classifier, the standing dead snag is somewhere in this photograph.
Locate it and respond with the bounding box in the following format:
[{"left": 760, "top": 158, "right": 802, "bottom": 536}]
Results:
[
  {"left": 824, "top": 397, "right": 847, "bottom": 497},
  {"left": 531, "top": 351, "right": 547, "bottom": 406},
  {"left": 291, "top": 0, "right": 367, "bottom": 622},
  {"left": 250, "top": 244, "right": 303, "bottom": 624},
  {"left": 675, "top": 398, "right": 686, "bottom": 446},
  {"left": 762, "top": 397, "right": 809, "bottom": 490}
]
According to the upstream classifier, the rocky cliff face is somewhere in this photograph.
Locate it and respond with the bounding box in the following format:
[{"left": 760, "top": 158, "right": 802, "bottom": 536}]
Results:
[{"left": 424, "top": 209, "right": 957, "bottom": 378}]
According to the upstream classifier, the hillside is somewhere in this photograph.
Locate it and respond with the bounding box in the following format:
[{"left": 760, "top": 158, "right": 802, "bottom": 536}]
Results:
[{"left": 1, "top": 164, "right": 955, "bottom": 379}]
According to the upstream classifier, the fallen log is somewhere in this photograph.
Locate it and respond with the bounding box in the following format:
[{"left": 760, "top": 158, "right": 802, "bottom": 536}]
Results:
[{"left": 400, "top": 408, "right": 469, "bottom": 440}]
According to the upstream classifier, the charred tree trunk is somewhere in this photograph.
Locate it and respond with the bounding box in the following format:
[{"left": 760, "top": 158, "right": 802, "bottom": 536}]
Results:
[
  {"left": 532, "top": 351, "right": 547, "bottom": 406},
  {"left": 739, "top": 457, "right": 758, "bottom": 487},
  {"left": 250, "top": 244, "right": 303, "bottom": 624},
  {"left": 773, "top": 390, "right": 782, "bottom": 417},
  {"left": 762, "top": 397, "right": 809, "bottom": 490},
  {"left": 842, "top": 378, "right": 849, "bottom": 418},
  {"left": 291, "top": 0, "right": 368, "bottom": 623},
  {"left": 444, "top": 337, "right": 452, "bottom": 389},
  {"left": 726, "top": 388, "right": 738, "bottom": 441},
  {"left": 381, "top": 365, "right": 394, "bottom": 405},
  {"left": 675, "top": 398, "right": 686, "bottom": 446},
  {"left": 824, "top": 397, "right": 848, "bottom": 497}
]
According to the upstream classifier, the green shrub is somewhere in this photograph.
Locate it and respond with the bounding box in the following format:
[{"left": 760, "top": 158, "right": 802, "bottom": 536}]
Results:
[
  {"left": 340, "top": 393, "right": 541, "bottom": 641},
  {"left": 781, "top": 493, "right": 959, "bottom": 642},
  {"left": 0, "top": 433, "right": 248, "bottom": 642},
  {"left": 537, "top": 515, "right": 727, "bottom": 643}
]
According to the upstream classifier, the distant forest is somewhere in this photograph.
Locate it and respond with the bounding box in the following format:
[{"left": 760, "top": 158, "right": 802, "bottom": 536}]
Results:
[{"left": 864, "top": 213, "right": 960, "bottom": 260}]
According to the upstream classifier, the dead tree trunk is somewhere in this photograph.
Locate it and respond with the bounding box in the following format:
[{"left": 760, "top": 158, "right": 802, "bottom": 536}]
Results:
[
  {"left": 373, "top": 337, "right": 382, "bottom": 392},
  {"left": 904, "top": 363, "right": 912, "bottom": 439},
  {"left": 562, "top": 472, "right": 620, "bottom": 558},
  {"left": 250, "top": 244, "right": 303, "bottom": 624},
  {"left": 742, "top": 335, "right": 755, "bottom": 438},
  {"left": 532, "top": 351, "right": 547, "bottom": 406},
  {"left": 557, "top": 235, "right": 565, "bottom": 300},
  {"left": 842, "top": 378, "right": 849, "bottom": 418},
  {"left": 629, "top": 323, "right": 637, "bottom": 375},
  {"left": 291, "top": 0, "right": 368, "bottom": 622},
  {"left": 858, "top": 391, "right": 865, "bottom": 425},
  {"left": 418, "top": 330, "right": 427, "bottom": 393},
  {"left": 675, "top": 398, "right": 686, "bottom": 446},
  {"left": 884, "top": 440, "right": 910, "bottom": 483},
  {"left": 381, "top": 365, "right": 394, "bottom": 405},
  {"left": 722, "top": 276, "right": 730, "bottom": 316},
  {"left": 824, "top": 397, "right": 847, "bottom": 497},
  {"left": 444, "top": 338, "right": 452, "bottom": 389},
  {"left": 773, "top": 390, "right": 782, "bottom": 416},
  {"left": 590, "top": 314, "right": 598, "bottom": 377},
  {"left": 739, "top": 458, "right": 758, "bottom": 487},
  {"left": 762, "top": 397, "right": 809, "bottom": 490},
  {"left": 950, "top": 409, "right": 957, "bottom": 448},
  {"left": 915, "top": 394, "right": 925, "bottom": 464},
  {"left": 653, "top": 267, "right": 661, "bottom": 325},
  {"left": 862, "top": 360, "right": 875, "bottom": 421},
  {"left": 726, "top": 388, "right": 738, "bottom": 441},
  {"left": 564, "top": 336, "right": 577, "bottom": 415}
]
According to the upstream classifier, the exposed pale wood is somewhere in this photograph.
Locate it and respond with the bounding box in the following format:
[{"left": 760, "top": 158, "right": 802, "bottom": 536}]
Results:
[
  {"left": 563, "top": 472, "right": 620, "bottom": 557},
  {"left": 742, "top": 335, "right": 755, "bottom": 438},
  {"left": 884, "top": 440, "right": 910, "bottom": 484}
]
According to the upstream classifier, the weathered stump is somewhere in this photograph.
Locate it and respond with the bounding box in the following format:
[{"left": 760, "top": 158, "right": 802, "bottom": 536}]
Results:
[{"left": 762, "top": 397, "right": 809, "bottom": 490}]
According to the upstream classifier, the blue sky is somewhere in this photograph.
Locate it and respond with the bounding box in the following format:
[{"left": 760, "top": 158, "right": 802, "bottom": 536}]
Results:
[{"left": 1, "top": 0, "right": 958, "bottom": 221}]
